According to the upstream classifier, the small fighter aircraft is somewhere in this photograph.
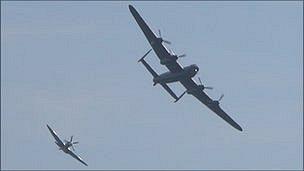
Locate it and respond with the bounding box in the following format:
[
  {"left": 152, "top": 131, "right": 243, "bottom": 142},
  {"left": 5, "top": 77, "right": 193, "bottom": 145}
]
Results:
[
  {"left": 46, "top": 124, "right": 88, "bottom": 166},
  {"left": 129, "top": 5, "right": 243, "bottom": 131}
]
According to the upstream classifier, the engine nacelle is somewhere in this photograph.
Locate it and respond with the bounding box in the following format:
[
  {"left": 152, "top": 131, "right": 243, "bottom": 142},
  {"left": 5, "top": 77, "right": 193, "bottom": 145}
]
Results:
[
  {"left": 186, "top": 89, "right": 196, "bottom": 95},
  {"left": 151, "top": 37, "right": 164, "bottom": 46},
  {"left": 160, "top": 56, "right": 178, "bottom": 65},
  {"left": 187, "top": 85, "right": 206, "bottom": 95},
  {"left": 206, "top": 99, "right": 220, "bottom": 107}
]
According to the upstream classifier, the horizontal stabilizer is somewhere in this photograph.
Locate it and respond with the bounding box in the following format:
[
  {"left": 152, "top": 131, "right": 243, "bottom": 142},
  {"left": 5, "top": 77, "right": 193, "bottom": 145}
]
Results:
[
  {"left": 139, "top": 59, "right": 178, "bottom": 100},
  {"left": 160, "top": 83, "right": 178, "bottom": 100},
  {"left": 139, "top": 58, "right": 158, "bottom": 78}
]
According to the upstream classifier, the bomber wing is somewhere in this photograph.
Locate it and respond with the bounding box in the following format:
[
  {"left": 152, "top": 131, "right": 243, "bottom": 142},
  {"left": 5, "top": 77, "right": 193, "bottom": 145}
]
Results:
[
  {"left": 179, "top": 79, "right": 243, "bottom": 131},
  {"left": 129, "top": 5, "right": 183, "bottom": 73}
]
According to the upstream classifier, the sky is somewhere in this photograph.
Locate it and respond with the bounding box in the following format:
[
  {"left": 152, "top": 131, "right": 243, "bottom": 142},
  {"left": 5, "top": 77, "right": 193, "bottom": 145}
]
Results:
[{"left": 1, "top": 1, "right": 303, "bottom": 170}]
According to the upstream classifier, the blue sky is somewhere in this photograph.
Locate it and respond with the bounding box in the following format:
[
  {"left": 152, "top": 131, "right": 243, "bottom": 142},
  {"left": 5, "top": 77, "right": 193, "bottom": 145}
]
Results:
[{"left": 1, "top": 1, "right": 303, "bottom": 170}]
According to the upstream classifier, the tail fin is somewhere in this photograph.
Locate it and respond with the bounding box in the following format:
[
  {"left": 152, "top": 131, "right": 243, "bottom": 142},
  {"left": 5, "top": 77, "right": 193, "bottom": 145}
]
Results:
[{"left": 138, "top": 49, "right": 152, "bottom": 62}]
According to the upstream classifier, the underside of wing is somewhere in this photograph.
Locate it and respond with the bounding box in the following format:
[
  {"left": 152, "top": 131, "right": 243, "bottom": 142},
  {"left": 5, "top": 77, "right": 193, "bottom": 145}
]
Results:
[
  {"left": 67, "top": 150, "right": 88, "bottom": 166},
  {"left": 192, "top": 91, "right": 243, "bottom": 131},
  {"left": 129, "top": 5, "right": 183, "bottom": 73},
  {"left": 207, "top": 105, "right": 243, "bottom": 131},
  {"left": 179, "top": 79, "right": 243, "bottom": 131},
  {"left": 47, "top": 125, "right": 64, "bottom": 146},
  {"left": 129, "top": 5, "right": 157, "bottom": 47}
]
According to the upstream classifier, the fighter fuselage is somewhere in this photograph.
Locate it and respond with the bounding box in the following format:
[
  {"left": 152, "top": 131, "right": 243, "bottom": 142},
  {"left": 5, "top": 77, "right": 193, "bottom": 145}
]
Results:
[{"left": 56, "top": 141, "right": 72, "bottom": 153}]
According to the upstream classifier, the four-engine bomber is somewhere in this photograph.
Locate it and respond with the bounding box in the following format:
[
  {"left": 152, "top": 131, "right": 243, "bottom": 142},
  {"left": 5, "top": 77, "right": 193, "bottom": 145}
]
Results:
[{"left": 130, "top": 5, "right": 243, "bottom": 131}]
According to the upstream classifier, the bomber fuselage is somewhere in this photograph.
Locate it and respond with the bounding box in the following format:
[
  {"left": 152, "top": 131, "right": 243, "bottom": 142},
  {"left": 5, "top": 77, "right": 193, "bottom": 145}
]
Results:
[{"left": 153, "top": 64, "right": 199, "bottom": 85}]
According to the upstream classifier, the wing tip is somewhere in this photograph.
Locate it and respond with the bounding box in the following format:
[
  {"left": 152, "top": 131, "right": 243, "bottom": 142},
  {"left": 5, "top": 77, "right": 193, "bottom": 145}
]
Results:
[
  {"left": 81, "top": 159, "right": 88, "bottom": 166},
  {"left": 235, "top": 124, "right": 243, "bottom": 132},
  {"left": 128, "top": 5, "right": 135, "bottom": 12},
  {"left": 46, "top": 124, "right": 51, "bottom": 130}
]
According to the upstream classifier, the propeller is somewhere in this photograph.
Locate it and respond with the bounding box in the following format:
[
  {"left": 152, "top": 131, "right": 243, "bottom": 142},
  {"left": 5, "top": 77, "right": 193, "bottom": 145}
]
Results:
[
  {"left": 178, "top": 54, "right": 186, "bottom": 58},
  {"left": 168, "top": 49, "right": 186, "bottom": 58},
  {"left": 218, "top": 94, "right": 224, "bottom": 101},
  {"left": 213, "top": 94, "right": 224, "bottom": 105},
  {"left": 198, "top": 77, "right": 213, "bottom": 90},
  {"left": 158, "top": 29, "right": 171, "bottom": 45},
  {"left": 71, "top": 145, "right": 75, "bottom": 151},
  {"left": 64, "top": 135, "right": 79, "bottom": 151}
]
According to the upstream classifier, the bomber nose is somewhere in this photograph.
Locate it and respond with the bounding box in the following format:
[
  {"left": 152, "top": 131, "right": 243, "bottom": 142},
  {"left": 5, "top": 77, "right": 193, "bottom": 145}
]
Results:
[{"left": 194, "top": 65, "right": 199, "bottom": 72}]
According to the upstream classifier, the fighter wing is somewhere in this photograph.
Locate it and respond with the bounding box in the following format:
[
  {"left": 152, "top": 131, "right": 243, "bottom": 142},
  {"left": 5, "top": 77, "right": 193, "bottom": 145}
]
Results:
[
  {"left": 129, "top": 5, "right": 183, "bottom": 73},
  {"left": 67, "top": 150, "right": 88, "bottom": 166},
  {"left": 46, "top": 124, "right": 64, "bottom": 146},
  {"left": 179, "top": 79, "right": 243, "bottom": 131}
]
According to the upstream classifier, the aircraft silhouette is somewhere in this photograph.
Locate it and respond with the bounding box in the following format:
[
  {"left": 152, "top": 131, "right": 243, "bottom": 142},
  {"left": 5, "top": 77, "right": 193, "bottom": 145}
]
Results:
[
  {"left": 129, "top": 5, "right": 243, "bottom": 131},
  {"left": 47, "top": 124, "right": 88, "bottom": 166}
]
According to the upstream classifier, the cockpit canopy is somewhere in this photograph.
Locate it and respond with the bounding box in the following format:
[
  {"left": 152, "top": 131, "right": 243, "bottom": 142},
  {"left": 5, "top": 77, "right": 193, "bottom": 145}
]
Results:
[{"left": 192, "top": 64, "right": 199, "bottom": 72}]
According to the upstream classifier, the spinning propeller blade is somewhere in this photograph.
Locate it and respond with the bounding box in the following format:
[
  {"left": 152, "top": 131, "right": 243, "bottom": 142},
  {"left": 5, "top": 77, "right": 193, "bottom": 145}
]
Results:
[
  {"left": 163, "top": 40, "right": 171, "bottom": 45},
  {"left": 218, "top": 94, "right": 224, "bottom": 101},
  {"left": 178, "top": 54, "right": 186, "bottom": 58},
  {"left": 158, "top": 29, "right": 171, "bottom": 45},
  {"left": 198, "top": 77, "right": 203, "bottom": 85},
  {"left": 168, "top": 49, "right": 185, "bottom": 58},
  {"left": 198, "top": 77, "right": 213, "bottom": 90}
]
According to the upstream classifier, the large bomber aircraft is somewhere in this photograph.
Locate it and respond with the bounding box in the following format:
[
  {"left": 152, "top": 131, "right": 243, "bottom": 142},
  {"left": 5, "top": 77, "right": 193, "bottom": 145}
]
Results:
[
  {"left": 129, "top": 5, "right": 243, "bottom": 131},
  {"left": 47, "top": 125, "right": 88, "bottom": 166}
]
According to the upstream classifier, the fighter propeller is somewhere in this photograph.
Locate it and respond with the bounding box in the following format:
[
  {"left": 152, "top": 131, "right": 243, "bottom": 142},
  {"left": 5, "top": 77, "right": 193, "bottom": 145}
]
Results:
[{"left": 64, "top": 136, "right": 79, "bottom": 151}]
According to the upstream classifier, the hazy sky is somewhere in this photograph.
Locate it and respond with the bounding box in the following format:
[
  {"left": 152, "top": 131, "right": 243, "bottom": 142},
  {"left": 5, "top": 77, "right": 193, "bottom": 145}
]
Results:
[{"left": 1, "top": 1, "right": 303, "bottom": 170}]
